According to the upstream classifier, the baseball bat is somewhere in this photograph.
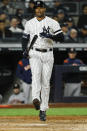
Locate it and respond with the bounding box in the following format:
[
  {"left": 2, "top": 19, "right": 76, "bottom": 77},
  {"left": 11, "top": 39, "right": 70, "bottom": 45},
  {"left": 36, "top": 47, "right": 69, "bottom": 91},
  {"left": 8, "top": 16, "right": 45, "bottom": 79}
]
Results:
[{"left": 27, "top": 35, "right": 38, "bottom": 53}]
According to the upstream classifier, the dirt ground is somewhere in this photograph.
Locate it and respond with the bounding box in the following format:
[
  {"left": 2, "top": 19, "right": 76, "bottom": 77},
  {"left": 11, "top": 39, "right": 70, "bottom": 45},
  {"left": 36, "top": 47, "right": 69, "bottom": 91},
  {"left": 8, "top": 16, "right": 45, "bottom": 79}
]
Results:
[{"left": 0, "top": 116, "right": 87, "bottom": 131}]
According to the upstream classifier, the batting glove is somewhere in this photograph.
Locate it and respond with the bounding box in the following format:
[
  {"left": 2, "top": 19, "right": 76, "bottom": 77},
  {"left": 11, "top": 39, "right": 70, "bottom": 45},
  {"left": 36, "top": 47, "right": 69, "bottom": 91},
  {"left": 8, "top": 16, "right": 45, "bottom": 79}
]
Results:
[{"left": 40, "top": 32, "right": 52, "bottom": 39}]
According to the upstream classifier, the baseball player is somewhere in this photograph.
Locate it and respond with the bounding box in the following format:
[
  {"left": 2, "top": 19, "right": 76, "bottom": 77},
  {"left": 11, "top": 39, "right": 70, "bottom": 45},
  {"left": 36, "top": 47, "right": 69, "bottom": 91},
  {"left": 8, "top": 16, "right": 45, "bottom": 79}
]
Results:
[
  {"left": 64, "top": 48, "right": 84, "bottom": 96},
  {"left": 22, "top": 1, "right": 64, "bottom": 121},
  {"left": 16, "top": 58, "right": 32, "bottom": 104},
  {"left": 8, "top": 83, "right": 26, "bottom": 104}
]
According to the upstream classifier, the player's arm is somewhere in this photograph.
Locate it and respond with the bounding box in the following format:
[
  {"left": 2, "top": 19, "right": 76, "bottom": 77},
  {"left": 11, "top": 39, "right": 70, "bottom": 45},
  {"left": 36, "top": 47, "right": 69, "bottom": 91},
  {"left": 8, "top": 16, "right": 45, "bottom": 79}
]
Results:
[
  {"left": 22, "top": 33, "right": 30, "bottom": 51},
  {"left": 40, "top": 21, "right": 64, "bottom": 42},
  {"left": 52, "top": 21, "right": 64, "bottom": 42},
  {"left": 16, "top": 61, "right": 25, "bottom": 81},
  {"left": 21, "top": 22, "right": 30, "bottom": 51},
  {"left": 51, "top": 30, "right": 64, "bottom": 42},
  {"left": 64, "top": 59, "right": 70, "bottom": 65}
]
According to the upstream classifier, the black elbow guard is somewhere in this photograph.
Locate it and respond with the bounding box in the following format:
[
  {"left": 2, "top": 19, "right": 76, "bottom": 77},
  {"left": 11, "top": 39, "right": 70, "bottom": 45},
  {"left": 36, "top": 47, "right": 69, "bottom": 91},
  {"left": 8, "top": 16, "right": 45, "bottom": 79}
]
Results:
[
  {"left": 52, "top": 32, "right": 64, "bottom": 43},
  {"left": 21, "top": 34, "right": 30, "bottom": 51}
]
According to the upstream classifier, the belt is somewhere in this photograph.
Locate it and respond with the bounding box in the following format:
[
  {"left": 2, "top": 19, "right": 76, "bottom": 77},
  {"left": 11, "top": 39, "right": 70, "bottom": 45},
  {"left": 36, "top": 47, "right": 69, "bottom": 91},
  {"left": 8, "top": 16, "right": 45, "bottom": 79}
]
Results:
[{"left": 32, "top": 47, "right": 53, "bottom": 52}]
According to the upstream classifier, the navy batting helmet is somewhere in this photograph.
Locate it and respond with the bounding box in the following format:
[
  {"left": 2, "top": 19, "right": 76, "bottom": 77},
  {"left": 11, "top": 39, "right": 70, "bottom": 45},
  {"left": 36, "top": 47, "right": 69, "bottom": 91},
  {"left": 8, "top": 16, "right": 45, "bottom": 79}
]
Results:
[{"left": 34, "top": 1, "right": 45, "bottom": 9}]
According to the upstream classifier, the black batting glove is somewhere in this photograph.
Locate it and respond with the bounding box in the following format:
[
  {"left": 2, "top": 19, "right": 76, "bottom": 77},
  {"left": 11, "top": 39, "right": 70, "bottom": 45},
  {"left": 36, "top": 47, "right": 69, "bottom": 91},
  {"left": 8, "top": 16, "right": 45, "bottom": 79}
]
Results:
[{"left": 40, "top": 32, "right": 52, "bottom": 39}]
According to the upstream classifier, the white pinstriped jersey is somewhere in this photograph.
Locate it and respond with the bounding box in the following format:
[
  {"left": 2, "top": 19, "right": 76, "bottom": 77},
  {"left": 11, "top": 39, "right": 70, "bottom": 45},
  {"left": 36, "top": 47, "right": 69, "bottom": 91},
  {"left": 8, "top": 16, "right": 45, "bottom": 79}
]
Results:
[{"left": 23, "top": 16, "right": 62, "bottom": 49}]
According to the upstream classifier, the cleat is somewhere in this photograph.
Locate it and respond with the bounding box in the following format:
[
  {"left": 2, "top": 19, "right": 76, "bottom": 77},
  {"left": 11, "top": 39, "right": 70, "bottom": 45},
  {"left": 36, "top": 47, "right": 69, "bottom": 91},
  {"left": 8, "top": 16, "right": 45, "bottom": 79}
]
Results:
[
  {"left": 39, "top": 110, "right": 46, "bottom": 121},
  {"left": 33, "top": 98, "right": 40, "bottom": 110}
]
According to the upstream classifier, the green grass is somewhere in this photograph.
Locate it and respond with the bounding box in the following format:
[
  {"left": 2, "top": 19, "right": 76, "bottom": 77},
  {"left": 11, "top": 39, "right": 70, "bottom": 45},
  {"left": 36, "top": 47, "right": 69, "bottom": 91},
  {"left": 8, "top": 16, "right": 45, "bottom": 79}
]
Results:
[{"left": 0, "top": 108, "right": 87, "bottom": 116}]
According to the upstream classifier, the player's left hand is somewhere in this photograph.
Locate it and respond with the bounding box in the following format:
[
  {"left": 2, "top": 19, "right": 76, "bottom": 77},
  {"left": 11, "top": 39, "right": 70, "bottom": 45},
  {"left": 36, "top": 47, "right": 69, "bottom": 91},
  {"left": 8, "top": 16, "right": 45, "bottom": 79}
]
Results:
[{"left": 40, "top": 32, "right": 52, "bottom": 39}]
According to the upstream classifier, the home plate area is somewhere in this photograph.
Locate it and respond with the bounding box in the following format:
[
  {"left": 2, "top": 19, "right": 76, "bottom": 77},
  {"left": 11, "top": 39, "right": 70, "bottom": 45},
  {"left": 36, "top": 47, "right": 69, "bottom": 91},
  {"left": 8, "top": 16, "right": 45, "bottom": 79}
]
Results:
[{"left": 0, "top": 116, "right": 87, "bottom": 131}]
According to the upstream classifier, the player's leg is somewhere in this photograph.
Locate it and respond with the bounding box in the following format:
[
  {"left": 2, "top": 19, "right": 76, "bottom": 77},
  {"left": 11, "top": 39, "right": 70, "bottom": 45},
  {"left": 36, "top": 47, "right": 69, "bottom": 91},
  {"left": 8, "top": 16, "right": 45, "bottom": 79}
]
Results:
[
  {"left": 40, "top": 52, "right": 54, "bottom": 121},
  {"left": 64, "top": 83, "right": 81, "bottom": 96},
  {"left": 41, "top": 60, "right": 53, "bottom": 110},
  {"left": 21, "top": 82, "right": 31, "bottom": 104},
  {"left": 28, "top": 85, "right": 32, "bottom": 103},
  {"left": 64, "top": 83, "right": 70, "bottom": 96},
  {"left": 29, "top": 51, "right": 42, "bottom": 109},
  {"left": 71, "top": 83, "right": 81, "bottom": 96}
]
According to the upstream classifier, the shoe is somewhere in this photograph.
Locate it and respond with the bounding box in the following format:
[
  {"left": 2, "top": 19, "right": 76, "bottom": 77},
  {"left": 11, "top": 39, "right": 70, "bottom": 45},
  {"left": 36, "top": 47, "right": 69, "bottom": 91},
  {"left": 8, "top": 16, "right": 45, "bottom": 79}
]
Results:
[
  {"left": 39, "top": 110, "right": 46, "bottom": 121},
  {"left": 33, "top": 98, "right": 40, "bottom": 110}
]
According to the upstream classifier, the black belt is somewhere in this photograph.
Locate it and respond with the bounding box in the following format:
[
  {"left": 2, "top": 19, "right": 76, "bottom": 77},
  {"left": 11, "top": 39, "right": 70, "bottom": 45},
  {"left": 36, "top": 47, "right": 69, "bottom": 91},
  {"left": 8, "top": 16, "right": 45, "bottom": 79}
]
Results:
[{"left": 32, "top": 47, "right": 53, "bottom": 52}]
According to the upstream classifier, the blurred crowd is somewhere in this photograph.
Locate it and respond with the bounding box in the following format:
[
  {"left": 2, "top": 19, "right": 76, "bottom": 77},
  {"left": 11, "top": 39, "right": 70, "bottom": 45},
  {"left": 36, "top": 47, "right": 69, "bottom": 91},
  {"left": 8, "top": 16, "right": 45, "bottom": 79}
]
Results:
[{"left": 0, "top": 0, "right": 87, "bottom": 43}]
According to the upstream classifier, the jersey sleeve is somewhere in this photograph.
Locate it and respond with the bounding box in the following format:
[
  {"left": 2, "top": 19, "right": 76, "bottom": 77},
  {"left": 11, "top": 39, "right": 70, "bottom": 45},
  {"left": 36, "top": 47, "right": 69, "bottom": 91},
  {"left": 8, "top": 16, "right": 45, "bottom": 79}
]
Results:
[
  {"left": 52, "top": 21, "right": 62, "bottom": 35},
  {"left": 23, "top": 22, "right": 30, "bottom": 35},
  {"left": 22, "top": 22, "right": 30, "bottom": 51},
  {"left": 64, "top": 59, "right": 70, "bottom": 65}
]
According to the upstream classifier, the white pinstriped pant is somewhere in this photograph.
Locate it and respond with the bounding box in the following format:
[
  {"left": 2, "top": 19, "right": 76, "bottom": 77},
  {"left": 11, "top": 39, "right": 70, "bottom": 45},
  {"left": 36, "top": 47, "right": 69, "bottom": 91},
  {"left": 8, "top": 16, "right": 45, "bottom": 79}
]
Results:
[{"left": 29, "top": 49, "right": 54, "bottom": 111}]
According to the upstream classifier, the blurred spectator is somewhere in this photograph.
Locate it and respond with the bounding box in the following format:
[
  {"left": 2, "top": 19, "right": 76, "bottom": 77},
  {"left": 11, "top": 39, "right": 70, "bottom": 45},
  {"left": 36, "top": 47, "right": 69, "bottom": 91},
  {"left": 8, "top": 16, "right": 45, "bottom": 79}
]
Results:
[
  {"left": 66, "top": 17, "right": 77, "bottom": 31},
  {"left": 65, "top": 29, "right": 79, "bottom": 43},
  {"left": 0, "top": 20, "right": 12, "bottom": 39},
  {"left": 52, "top": 15, "right": 58, "bottom": 22},
  {"left": 0, "top": 94, "right": 3, "bottom": 104},
  {"left": 25, "top": 0, "right": 30, "bottom": 8},
  {"left": 16, "top": 58, "right": 32, "bottom": 104},
  {"left": 78, "top": 4, "right": 87, "bottom": 29},
  {"left": 9, "top": 18, "right": 23, "bottom": 33},
  {"left": 63, "top": 48, "right": 84, "bottom": 96},
  {"left": 53, "top": 1, "right": 66, "bottom": 14},
  {"left": 8, "top": 83, "right": 26, "bottom": 104},
  {"left": 78, "top": 25, "right": 87, "bottom": 43},
  {"left": 61, "top": 22, "right": 69, "bottom": 40},
  {"left": 25, "top": 0, "right": 35, "bottom": 17},
  {"left": 0, "top": 12, "right": 10, "bottom": 27},
  {"left": 0, "top": 11, "right": 7, "bottom": 20},
  {"left": 15, "top": 9, "right": 26, "bottom": 30},
  {"left": 0, "top": 0, "right": 15, "bottom": 15},
  {"left": 56, "top": 9, "right": 66, "bottom": 24}
]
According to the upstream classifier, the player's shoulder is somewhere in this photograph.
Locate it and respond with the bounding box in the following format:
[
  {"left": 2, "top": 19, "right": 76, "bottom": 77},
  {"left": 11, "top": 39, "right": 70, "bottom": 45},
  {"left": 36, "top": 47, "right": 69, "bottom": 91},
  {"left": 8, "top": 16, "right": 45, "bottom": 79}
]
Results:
[
  {"left": 18, "top": 60, "right": 23, "bottom": 66},
  {"left": 46, "top": 16, "right": 59, "bottom": 24},
  {"left": 25, "top": 17, "right": 36, "bottom": 25},
  {"left": 75, "top": 59, "right": 83, "bottom": 63}
]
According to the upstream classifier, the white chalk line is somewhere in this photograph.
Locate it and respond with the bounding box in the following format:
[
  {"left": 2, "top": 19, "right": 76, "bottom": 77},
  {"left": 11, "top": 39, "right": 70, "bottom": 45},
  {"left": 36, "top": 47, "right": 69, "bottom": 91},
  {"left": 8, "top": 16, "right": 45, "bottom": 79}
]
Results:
[
  {"left": 0, "top": 127, "right": 87, "bottom": 131},
  {"left": 0, "top": 123, "right": 48, "bottom": 126},
  {"left": 0, "top": 123, "right": 87, "bottom": 131}
]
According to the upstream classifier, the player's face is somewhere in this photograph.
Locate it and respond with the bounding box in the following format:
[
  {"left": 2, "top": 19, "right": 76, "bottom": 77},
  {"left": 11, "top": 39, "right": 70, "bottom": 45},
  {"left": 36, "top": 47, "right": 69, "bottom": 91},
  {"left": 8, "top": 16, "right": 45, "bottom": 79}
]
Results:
[
  {"left": 35, "top": 7, "right": 46, "bottom": 18},
  {"left": 68, "top": 52, "right": 77, "bottom": 59},
  {"left": 13, "top": 88, "right": 20, "bottom": 94}
]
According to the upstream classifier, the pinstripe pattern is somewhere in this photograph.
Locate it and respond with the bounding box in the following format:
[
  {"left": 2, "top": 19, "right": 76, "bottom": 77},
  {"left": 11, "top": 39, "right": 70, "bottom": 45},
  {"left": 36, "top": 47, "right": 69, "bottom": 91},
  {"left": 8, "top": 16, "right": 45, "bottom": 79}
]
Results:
[
  {"left": 23, "top": 16, "right": 62, "bottom": 111},
  {"left": 29, "top": 49, "right": 54, "bottom": 111}
]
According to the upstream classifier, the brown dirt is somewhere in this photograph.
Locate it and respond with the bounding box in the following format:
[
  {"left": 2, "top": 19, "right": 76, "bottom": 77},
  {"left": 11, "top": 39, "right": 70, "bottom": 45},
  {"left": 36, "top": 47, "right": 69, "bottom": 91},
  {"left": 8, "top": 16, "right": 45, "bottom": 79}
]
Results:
[{"left": 0, "top": 116, "right": 87, "bottom": 131}]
